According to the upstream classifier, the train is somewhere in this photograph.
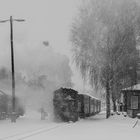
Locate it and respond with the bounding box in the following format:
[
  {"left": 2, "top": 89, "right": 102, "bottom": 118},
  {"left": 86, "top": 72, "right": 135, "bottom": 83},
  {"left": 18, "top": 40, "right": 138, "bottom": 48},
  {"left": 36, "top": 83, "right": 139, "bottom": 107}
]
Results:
[
  {"left": 0, "top": 91, "right": 25, "bottom": 120},
  {"left": 53, "top": 87, "right": 101, "bottom": 122}
]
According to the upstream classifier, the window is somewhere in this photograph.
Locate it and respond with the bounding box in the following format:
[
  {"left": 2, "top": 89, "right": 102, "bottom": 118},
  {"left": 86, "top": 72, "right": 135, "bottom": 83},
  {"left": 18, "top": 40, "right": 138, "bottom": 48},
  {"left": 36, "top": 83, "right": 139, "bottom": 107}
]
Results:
[{"left": 131, "top": 96, "right": 138, "bottom": 109}]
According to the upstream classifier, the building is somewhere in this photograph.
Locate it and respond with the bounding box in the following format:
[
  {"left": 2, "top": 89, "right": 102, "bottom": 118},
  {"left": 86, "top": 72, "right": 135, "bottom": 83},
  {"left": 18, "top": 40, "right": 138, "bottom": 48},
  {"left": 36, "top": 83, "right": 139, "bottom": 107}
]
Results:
[{"left": 121, "top": 84, "right": 140, "bottom": 118}]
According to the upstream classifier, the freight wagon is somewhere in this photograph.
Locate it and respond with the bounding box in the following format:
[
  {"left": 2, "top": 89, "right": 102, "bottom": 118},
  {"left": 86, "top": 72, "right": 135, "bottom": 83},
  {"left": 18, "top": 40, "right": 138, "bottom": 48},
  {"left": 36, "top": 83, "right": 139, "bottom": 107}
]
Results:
[{"left": 53, "top": 88, "right": 101, "bottom": 122}]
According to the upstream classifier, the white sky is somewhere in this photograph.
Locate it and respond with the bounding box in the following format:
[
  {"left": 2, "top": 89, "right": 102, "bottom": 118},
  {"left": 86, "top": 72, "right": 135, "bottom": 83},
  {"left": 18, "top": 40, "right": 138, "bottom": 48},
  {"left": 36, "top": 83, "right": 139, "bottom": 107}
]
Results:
[{"left": 0, "top": 0, "right": 84, "bottom": 90}]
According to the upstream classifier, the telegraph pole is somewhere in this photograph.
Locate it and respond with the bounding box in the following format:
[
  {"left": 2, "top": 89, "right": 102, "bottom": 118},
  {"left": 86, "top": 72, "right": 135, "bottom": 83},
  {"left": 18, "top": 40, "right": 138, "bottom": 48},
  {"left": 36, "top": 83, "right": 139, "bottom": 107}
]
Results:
[
  {"left": 10, "top": 16, "right": 16, "bottom": 121},
  {"left": 0, "top": 16, "right": 25, "bottom": 122}
]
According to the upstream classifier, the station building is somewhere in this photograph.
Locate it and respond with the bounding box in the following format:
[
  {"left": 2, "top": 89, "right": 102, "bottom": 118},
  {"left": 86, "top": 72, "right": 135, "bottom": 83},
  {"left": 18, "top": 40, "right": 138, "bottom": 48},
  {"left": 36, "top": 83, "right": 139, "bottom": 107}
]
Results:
[{"left": 121, "top": 84, "right": 140, "bottom": 118}]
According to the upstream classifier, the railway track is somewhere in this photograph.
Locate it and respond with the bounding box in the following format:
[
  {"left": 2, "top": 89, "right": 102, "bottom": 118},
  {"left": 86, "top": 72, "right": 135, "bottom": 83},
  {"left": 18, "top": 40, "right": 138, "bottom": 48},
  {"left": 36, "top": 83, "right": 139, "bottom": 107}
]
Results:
[{"left": 0, "top": 123, "right": 67, "bottom": 140}]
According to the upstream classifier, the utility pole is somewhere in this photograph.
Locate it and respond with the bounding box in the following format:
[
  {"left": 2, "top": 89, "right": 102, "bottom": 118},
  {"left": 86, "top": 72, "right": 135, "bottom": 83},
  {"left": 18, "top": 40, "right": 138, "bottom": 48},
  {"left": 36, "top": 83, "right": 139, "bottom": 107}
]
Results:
[{"left": 0, "top": 16, "right": 25, "bottom": 122}]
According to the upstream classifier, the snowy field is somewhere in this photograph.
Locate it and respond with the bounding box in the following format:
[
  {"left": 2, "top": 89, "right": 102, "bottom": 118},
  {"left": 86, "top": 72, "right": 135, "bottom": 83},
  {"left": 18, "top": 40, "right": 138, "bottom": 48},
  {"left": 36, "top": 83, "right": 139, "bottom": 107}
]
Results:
[{"left": 0, "top": 111, "right": 140, "bottom": 140}]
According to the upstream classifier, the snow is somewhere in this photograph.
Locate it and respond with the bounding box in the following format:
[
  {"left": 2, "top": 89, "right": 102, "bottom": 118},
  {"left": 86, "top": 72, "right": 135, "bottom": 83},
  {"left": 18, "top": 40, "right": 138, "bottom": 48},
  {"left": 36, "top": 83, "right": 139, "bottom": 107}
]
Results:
[
  {"left": 0, "top": 111, "right": 140, "bottom": 140},
  {"left": 79, "top": 92, "right": 100, "bottom": 101},
  {"left": 122, "top": 84, "right": 140, "bottom": 91}
]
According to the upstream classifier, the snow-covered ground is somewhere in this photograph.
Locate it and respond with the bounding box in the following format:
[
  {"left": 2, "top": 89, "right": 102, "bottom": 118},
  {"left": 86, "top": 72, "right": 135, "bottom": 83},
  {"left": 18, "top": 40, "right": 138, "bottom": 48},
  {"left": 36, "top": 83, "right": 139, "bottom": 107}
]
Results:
[{"left": 0, "top": 111, "right": 140, "bottom": 140}]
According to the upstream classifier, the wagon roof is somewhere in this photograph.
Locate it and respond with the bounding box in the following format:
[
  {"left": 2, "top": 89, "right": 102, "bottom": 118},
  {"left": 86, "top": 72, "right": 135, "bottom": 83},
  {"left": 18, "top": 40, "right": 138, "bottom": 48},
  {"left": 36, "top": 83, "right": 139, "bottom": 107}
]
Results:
[{"left": 79, "top": 93, "right": 100, "bottom": 101}]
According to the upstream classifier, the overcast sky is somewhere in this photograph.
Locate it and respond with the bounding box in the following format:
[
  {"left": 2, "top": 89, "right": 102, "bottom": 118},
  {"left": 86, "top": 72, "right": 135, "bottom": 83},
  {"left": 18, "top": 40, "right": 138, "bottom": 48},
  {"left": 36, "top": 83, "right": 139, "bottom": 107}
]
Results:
[{"left": 0, "top": 0, "right": 84, "bottom": 90}]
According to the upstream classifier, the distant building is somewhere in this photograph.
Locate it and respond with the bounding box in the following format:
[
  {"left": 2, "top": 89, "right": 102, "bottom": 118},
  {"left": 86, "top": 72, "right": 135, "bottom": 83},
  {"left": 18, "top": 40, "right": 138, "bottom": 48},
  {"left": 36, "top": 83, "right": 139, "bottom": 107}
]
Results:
[{"left": 121, "top": 84, "right": 140, "bottom": 118}]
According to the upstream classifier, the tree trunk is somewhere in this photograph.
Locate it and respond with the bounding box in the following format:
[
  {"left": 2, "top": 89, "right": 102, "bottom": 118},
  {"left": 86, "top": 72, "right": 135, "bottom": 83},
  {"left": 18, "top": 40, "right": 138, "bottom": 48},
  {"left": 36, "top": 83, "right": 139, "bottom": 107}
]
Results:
[
  {"left": 112, "top": 100, "right": 116, "bottom": 112},
  {"left": 106, "top": 81, "right": 110, "bottom": 119}
]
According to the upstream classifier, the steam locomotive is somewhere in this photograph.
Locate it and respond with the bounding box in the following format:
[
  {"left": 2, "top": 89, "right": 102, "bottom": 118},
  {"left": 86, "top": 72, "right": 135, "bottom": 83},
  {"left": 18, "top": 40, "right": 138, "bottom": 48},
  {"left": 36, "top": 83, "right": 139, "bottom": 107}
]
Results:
[
  {"left": 0, "top": 92, "right": 25, "bottom": 120},
  {"left": 53, "top": 88, "right": 101, "bottom": 122}
]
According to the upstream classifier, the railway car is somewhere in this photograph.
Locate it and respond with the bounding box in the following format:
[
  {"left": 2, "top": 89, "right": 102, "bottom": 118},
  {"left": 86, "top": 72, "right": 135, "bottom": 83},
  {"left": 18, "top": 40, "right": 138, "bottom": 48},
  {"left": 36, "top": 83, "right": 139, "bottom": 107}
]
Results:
[
  {"left": 53, "top": 88, "right": 79, "bottom": 122},
  {"left": 78, "top": 93, "right": 101, "bottom": 118},
  {"left": 53, "top": 87, "right": 101, "bottom": 122},
  {"left": 78, "top": 94, "right": 90, "bottom": 118}
]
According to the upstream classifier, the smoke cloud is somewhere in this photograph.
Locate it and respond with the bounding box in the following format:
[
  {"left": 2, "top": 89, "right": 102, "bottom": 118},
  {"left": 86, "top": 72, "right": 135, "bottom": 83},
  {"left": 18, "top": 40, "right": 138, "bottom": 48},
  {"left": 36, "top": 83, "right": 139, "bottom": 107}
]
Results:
[{"left": 0, "top": 46, "right": 73, "bottom": 120}]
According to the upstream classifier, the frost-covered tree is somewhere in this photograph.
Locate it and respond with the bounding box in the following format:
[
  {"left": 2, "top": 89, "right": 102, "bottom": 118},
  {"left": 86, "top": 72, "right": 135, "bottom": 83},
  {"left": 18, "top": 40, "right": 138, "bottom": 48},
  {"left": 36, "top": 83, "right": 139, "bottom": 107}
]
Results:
[{"left": 71, "top": 0, "right": 140, "bottom": 118}]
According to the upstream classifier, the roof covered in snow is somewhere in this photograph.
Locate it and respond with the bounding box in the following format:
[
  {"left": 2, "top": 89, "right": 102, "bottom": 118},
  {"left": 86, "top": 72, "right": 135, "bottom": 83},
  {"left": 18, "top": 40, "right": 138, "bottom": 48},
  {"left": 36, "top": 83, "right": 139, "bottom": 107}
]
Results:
[
  {"left": 0, "top": 89, "right": 8, "bottom": 96},
  {"left": 122, "top": 84, "right": 140, "bottom": 91},
  {"left": 79, "top": 92, "right": 100, "bottom": 101}
]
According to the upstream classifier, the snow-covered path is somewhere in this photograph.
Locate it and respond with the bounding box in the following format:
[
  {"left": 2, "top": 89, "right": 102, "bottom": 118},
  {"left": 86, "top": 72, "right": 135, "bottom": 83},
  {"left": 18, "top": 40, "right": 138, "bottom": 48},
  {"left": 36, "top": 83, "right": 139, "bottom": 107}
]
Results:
[
  {"left": 0, "top": 111, "right": 62, "bottom": 140},
  {"left": 0, "top": 112, "right": 140, "bottom": 140},
  {"left": 24, "top": 112, "right": 140, "bottom": 140}
]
